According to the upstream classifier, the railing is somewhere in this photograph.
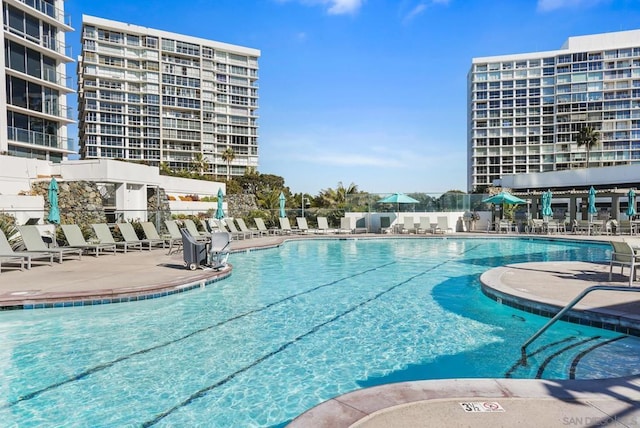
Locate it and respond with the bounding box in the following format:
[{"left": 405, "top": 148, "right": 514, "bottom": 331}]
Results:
[
  {"left": 520, "top": 285, "right": 640, "bottom": 365},
  {"left": 8, "top": 126, "right": 74, "bottom": 151},
  {"left": 16, "top": 0, "right": 72, "bottom": 27}
]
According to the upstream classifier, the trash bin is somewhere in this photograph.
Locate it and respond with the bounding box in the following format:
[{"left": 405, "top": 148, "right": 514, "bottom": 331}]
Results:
[{"left": 180, "top": 228, "right": 208, "bottom": 270}]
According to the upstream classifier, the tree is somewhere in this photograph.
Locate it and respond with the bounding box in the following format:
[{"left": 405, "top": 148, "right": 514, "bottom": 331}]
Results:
[
  {"left": 316, "top": 182, "right": 359, "bottom": 208},
  {"left": 191, "top": 153, "right": 209, "bottom": 176},
  {"left": 221, "top": 147, "right": 235, "bottom": 181},
  {"left": 575, "top": 125, "right": 600, "bottom": 168}
]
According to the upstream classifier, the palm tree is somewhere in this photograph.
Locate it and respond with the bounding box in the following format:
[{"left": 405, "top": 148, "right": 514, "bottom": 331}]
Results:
[
  {"left": 191, "top": 153, "right": 209, "bottom": 176},
  {"left": 318, "top": 182, "right": 359, "bottom": 208},
  {"left": 221, "top": 147, "right": 235, "bottom": 181},
  {"left": 575, "top": 125, "right": 600, "bottom": 168}
]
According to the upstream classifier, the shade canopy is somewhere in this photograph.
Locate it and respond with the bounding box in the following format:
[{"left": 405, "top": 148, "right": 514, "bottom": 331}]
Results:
[
  {"left": 542, "top": 190, "right": 553, "bottom": 218},
  {"left": 47, "top": 178, "right": 60, "bottom": 224},
  {"left": 482, "top": 191, "right": 527, "bottom": 205},
  {"left": 588, "top": 186, "right": 598, "bottom": 215},
  {"left": 377, "top": 193, "right": 420, "bottom": 204},
  {"left": 279, "top": 192, "right": 286, "bottom": 218},
  {"left": 215, "top": 188, "right": 224, "bottom": 220},
  {"left": 627, "top": 188, "right": 636, "bottom": 217}
]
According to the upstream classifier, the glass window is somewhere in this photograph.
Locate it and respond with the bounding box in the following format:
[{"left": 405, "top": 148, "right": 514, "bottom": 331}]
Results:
[
  {"left": 25, "top": 14, "right": 39, "bottom": 41},
  {"left": 10, "top": 76, "right": 27, "bottom": 108},
  {"left": 26, "top": 48, "right": 41, "bottom": 78},
  {"left": 9, "top": 41, "right": 25, "bottom": 73}
]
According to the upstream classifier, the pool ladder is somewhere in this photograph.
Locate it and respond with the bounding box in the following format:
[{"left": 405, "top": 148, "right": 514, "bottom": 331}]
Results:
[{"left": 520, "top": 285, "right": 640, "bottom": 366}]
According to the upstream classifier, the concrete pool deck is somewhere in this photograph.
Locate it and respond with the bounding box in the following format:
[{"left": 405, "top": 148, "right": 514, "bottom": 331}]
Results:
[{"left": 1, "top": 233, "right": 639, "bottom": 427}]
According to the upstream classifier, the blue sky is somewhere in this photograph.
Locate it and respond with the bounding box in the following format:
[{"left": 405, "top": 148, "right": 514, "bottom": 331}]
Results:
[{"left": 64, "top": 0, "right": 640, "bottom": 195}]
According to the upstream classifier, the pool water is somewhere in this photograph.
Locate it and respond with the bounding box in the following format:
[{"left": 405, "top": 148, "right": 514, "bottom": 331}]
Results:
[{"left": 0, "top": 238, "right": 639, "bottom": 427}]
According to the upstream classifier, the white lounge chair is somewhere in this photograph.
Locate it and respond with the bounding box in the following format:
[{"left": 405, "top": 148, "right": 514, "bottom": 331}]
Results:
[
  {"left": 17, "top": 225, "right": 83, "bottom": 263},
  {"left": 236, "top": 218, "right": 261, "bottom": 238},
  {"left": 296, "top": 217, "right": 317, "bottom": 234},
  {"left": 432, "top": 216, "right": 452, "bottom": 234},
  {"left": 417, "top": 217, "right": 431, "bottom": 234},
  {"left": 141, "top": 222, "right": 176, "bottom": 249},
  {"left": 254, "top": 218, "right": 276, "bottom": 235},
  {"left": 609, "top": 240, "right": 639, "bottom": 286},
  {"left": 278, "top": 217, "right": 297, "bottom": 235},
  {"left": 338, "top": 217, "right": 354, "bottom": 234},
  {"left": 61, "top": 224, "right": 116, "bottom": 256},
  {"left": 0, "top": 229, "right": 53, "bottom": 269},
  {"left": 379, "top": 216, "right": 392, "bottom": 234},
  {"left": 400, "top": 216, "right": 415, "bottom": 234},
  {"left": 163, "top": 220, "right": 185, "bottom": 254},
  {"left": 92, "top": 223, "right": 142, "bottom": 253},
  {"left": 118, "top": 222, "right": 165, "bottom": 250},
  {"left": 224, "top": 218, "right": 250, "bottom": 240},
  {"left": 182, "top": 219, "right": 210, "bottom": 242},
  {"left": 316, "top": 217, "right": 335, "bottom": 234}
]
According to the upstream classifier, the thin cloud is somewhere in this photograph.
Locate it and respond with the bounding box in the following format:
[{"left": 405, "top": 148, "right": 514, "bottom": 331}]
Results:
[
  {"left": 537, "top": 0, "right": 606, "bottom": 12},
  {"left": 276, "top": 0, "right": 364, "bottom": 15},
  {"left": 401, "top": 0, "right": 450, "bottom": 24}
]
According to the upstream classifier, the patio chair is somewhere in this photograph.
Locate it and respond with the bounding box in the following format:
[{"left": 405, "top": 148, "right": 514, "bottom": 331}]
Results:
[
  {"left": 278, "top": 217, "right": 297, "bottom": 235},
  {"left": 316, "top": 217, "right": 335, "bottom": 234},
  {"left": 399, "top": 216, "right": 415, "bottom": 234},
  {"left": 182, "top": 219, "right": 210, "bottom": 242},
  {"left": 118, "top": 222, "right": 165, "bottom": 250},
  {"left": 0, "top": 229, "right": 53, "bottom": 269},
  {"left": 417, "top": 217, "right": 432, "bottom": 234},
  {"left": 338, "top": 217, "right": 354, "bottom": 234},
  {"left": 224, "top": 218, "right": 250, "bottom": 240},
  {"left": 254, "top": 218, "right": 277, "bottom": 235},
  {"left": 236, "top": 218, "right": 261, "bottom": 238},
  {"left": 17, "top": 225, "right": 82, "bottom": 263},
  {"left": 60, "top": 224, "right": 117, "bottom": 256},
  {"left": 378, "top": 216, "right": 392, "bottom": 234},
  {"left": 164, "top": 220, "right": 185, "bottom": 254},
  {"left": 609, "top": 240, "right": 639, "bottom": 286},
  {"left": 433, "top": 216, "right": 452, "bottom": 234},
  {"left": 92, "top": 223, "right": 142, "bottom": 253},
  {"left": 296, "top": 217, "right": 317, "bottom": 234},
  {"left": 141, "top": 222, "right": 176, "bottom": 249}
]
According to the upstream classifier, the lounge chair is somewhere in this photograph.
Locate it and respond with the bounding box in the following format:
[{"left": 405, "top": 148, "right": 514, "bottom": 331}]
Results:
[
  {"left": 224, "top": 218, "right": 250, "bottom": 240},
  {"left": 0, "top": 255, "right": 26, "bottom": 273},
  {"left": 254, "top": 218, "right": 277, "bottom": 235},
  {"left": 118, "top": 222, "right": 165, "bottom": 250},
  {"left": 296, "top": 217, "right": 317, "bottom": 234},
  {"left": 61, "top": 224, "right": 117, "bottom": 256},
  {"left": 235, "top": 218, "right": 261, "bottom": 238},
  {"left": 400, "top": 216, "right": 415, "bottom": 234},
  {"left": 141, "top": 222, "right": 176, "bottom": 249},
  {"left": 278, "top": 217, "right": 297, "bottom": 235},
  {"left": 432, "top": 216, "right": 452, "bottom": 234},
  {"left": 92, "top": 223, "right": 142, "bottom": 253},
  {"left": 0, "top": 229, "right": 53, "bottom": 269},
  {"left": 316, "top": 217, "right": 335, "bottom": 234},
  {"left": 182, "top": 219, "right": 210, "bottom": 242},
  {"left": 609, "top": 240, "right": 639, "bottom": 286},
  {"left": 417, "top": 217, "right": 432, "bottom": 234},
  {"left": 379, "top": 216, "right": 392, "bottom": 234},
  {"left": 17, "top": 225, "right": 82, "bottom": 263},
  {"left": 338, "top": 217, "right": 354, "bottom": 234},
  {"left": 164, "top": 220, "right": 185, "bottom": 254}
]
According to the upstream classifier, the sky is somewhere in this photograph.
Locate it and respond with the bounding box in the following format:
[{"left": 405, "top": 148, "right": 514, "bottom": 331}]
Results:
[{"left": 63, "top": 0, "right": 640, "bottom": 195}]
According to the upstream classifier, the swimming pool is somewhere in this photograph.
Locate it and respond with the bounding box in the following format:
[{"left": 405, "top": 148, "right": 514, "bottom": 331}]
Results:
[{"left": 1, "top": 237, "right": 639, "bottom": 427}]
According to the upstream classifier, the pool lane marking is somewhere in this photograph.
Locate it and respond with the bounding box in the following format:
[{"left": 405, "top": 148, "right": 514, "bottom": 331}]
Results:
[
  {"left": 142, "top": 248, "right": 477, "bottom": 426},
  {"left": 0, "top": 261, "right": 397, "bottom": 410}
]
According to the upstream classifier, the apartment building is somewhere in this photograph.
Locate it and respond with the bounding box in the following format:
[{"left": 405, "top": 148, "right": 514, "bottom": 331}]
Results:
[
  {"left": 77, "top": 15, "right": 260, "bottom": 178},
  {"left": 468, "top": 29, "right": 640, "bottom": 192},
  {"left": 1, "top": 0, "right": 75, "bottom": 162}
]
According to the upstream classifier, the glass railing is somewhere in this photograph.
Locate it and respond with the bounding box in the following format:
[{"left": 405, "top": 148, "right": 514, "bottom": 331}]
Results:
[
  {"left": 17, "top": 0, "right": 72, "bottom": 27},
  {"left": 8, "top": 126, "right": 74, "bottom": 150}
]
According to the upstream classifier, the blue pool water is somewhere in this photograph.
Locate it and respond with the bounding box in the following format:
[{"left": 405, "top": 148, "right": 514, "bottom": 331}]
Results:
[{"left": 1, "top": 237, "right": 639, "bottom": 427}]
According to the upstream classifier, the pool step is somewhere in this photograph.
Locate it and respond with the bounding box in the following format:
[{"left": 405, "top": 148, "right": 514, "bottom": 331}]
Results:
[{"left": 505, "top": 335, "right": 636, "bottom": 379}]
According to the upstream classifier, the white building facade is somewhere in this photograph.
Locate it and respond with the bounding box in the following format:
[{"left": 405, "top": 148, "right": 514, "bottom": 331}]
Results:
[
  {"left": 77, "top": 15, "right": 260, "bottom": 178},
  {"left": 1, "top": 0, "right": 75, "bottom": 162},
  {"left": 468, "top": 29, "right": 640, "bottom": 192}
]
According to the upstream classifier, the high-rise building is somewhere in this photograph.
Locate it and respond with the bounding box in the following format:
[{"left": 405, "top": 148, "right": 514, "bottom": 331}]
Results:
[
  {"left": 1, "top": 0, "right": 75, "bottom": 162},
  {"left": 77, "top": 15, "right": 260, "bottom": 178},
  {"left": 468, "top": 29, "right": 640, "bottom": 192}
]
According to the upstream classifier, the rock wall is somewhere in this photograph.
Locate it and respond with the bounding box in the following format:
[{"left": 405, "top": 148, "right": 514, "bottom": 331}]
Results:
[
  {"left": 226, "top": 194, "right": 258, "bottom": 218},
  {"left": 31, "top": 180, "right": 107, "bottom": 229}
]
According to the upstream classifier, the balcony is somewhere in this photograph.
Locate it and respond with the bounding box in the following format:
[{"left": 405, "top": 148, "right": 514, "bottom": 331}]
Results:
[
  {"left": 8, "top": 126, "right": 74, "bottom": 151},
  {"left": 14, "top": 0, "right": 72, "bottom": 27}
]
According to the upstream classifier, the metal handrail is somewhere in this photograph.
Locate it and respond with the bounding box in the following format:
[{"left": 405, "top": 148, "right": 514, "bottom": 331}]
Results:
[{"left": 520, "top": 284, "right": 640, "bottom": 365}]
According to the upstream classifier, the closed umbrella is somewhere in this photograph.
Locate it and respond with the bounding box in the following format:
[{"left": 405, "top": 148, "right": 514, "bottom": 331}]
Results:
[
  {"left": 627, "top": 189, "right": 636, "bottom": 218},
  {"left": 279, "top": 192, "right": 286, "bottom": 218},
  {"left": 47, "top": 178, "right": 60, "bottom": 224},
  {"left": 215, "top": 188, "right": 224, "bottom": 220},
  {"left": 542, "top": 190, "right": 553, "bottom": 219},
  {"left": 588, "top": 186, "right": 597, "bottom": 221}
]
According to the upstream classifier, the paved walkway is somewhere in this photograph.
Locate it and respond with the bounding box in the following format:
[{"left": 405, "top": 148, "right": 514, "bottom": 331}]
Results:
[{"left": 2, "top": 233, "right": 640, "bottom": 427}]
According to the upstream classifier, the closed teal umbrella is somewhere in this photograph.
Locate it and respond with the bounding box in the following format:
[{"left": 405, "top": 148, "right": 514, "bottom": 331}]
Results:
[
  {"left": 627, "top": 189, "right": 636, "bottom": 218},
  {"left": 47, "top": 178, "right": 60, "bottom": 224},
  {"left": 279, "top": 192, "right": 286, "bottom": 218},
  {"left": 588, "top": 186, "right": 597, "bottom": 219},
  {"left": 542, "top": 190, "right": 553, "bottom": 218},
  {"left": 215, "top": 188, "right": 224, "bottom": 220}
]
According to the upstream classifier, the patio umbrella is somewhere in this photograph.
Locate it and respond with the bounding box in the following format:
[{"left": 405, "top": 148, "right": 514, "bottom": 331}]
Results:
[
  {"left": 588, "top": 186, "right": 597, "bottom": 220},
  {"left": 377, "top": 193, "right": 419, "bottom": 223},
  {"left": 482, "top": 191, "right": 527, "bottom": 205},
  {"left": 627, "top": 188, "right": 636, "bottom": 218},
  {"left": 47, "top": 178, "right": 60, "bottom": 224},
  {"left": 279, "top": 192, "right": 286, "bottom": 218},
  {"left": 542, "top": 190, "right": 553, "bottom": 219},
  {"left": 215, "top": 188, "right": 224, "bottom": 220}
]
